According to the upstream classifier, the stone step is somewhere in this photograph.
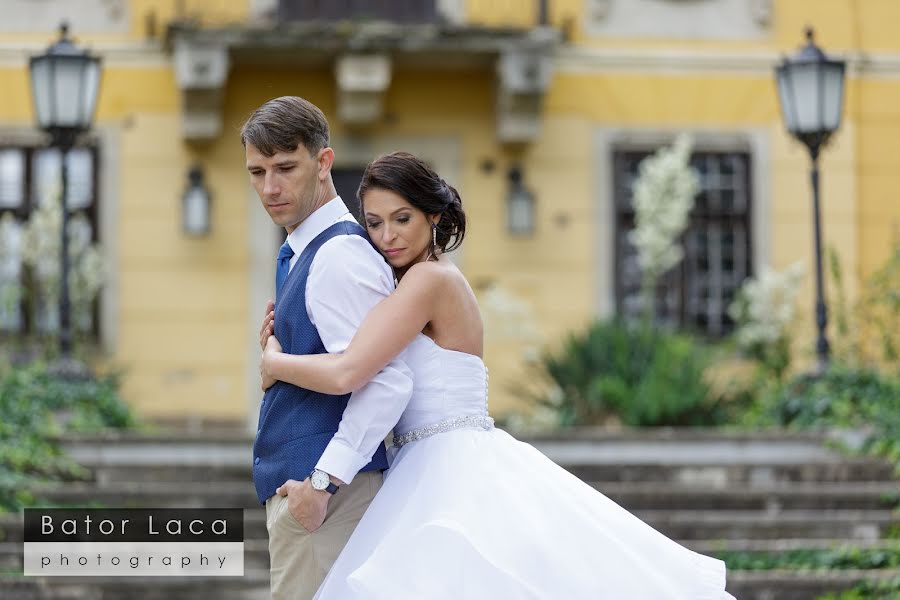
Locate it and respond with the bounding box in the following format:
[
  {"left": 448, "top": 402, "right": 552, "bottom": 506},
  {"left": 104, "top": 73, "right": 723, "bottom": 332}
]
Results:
[
  {"left": 630, "top": 509, "right": 899, "bottom": 541},
  {"left": 590, "top": 481, "right": 900, "bottom": 511},
  {"left": 688, "top": 538, "right": 900, "bottom": 554},
  {"left": 566, "top": 460, "right": 898, "bottom": 485},
  {"left": 59, "top": 427, "right": 858, "bottom": 470},
  {"left": 6, "top": 507, "right": 895, "bottom": 545},
  {"left": 5, "top": 538, "right": 896, "bottom": 576},
  {"left": 29, "top": 481, "right": 259, "bottom": 510},
  {"left": 26, "top": 479, "right": 899, "bottom": 514},
  {"left": 727, "top": 568, "right": 900, "bottom": 600},
  {"left": 4, "top": 565, "right": 897, "bottom": 600},
  {"left": 80, "top": 458, "right": 898, "bottom": 487},
  {"left": 8, "top": 535, "right": 897, "bottom": 576},
  {"left": 0, "top": 570, "right": 270, "bottom": 600},
  {"left": 227, "top": 509, "right": 900, "bottom": 543}
]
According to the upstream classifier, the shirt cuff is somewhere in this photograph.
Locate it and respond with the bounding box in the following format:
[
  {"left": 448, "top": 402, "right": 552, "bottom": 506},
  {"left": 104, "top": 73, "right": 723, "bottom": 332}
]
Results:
[{"left": 316, "top": 439, "right": 371, "bottom": 485}]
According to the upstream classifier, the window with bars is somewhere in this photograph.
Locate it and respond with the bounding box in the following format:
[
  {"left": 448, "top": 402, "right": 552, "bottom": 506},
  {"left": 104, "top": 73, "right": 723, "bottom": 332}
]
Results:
[
  {"left": 0, "top": 145, "right": 99, "bottom": 336},
  {"left": 613, "top": 149, "right": 753, "bottom": 337}
]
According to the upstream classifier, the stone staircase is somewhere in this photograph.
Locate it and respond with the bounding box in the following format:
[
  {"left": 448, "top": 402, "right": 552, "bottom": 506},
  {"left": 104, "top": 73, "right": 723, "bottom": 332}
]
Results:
[{"left": 1, "top": 427, "right": 897, "bottom": 599}]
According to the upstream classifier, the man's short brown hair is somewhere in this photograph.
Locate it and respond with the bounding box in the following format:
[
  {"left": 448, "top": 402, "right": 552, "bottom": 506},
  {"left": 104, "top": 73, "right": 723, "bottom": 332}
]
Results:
[{"left": 240, "top": 96, "right": 330, "bottom": 157}]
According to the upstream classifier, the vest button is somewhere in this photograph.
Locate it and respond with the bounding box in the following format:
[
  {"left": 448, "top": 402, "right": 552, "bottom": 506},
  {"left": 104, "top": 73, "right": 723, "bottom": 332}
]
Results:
[{"left": 254, "top": 457, "right": 260, "bottom": 465}]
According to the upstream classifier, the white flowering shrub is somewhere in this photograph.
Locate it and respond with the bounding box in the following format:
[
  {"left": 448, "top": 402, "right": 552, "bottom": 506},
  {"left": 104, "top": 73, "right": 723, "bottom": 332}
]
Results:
[
  {"left": 628, "top": 134, "right": 699, "bottom": 320},
  {"left": 20, "top": 190, "right": 105, "bottom": 333},
  {"left": 0, "top": 212, "right": 24, "bottom": 328},
  {"left": 728, "top": 261, "right": 806, "bottom": 378},
  {"left": 480, "top": 285, "right": 541, "bottom": 346},
  {"left": 479, "top": 284, "right": 554, "bottom": 429}
]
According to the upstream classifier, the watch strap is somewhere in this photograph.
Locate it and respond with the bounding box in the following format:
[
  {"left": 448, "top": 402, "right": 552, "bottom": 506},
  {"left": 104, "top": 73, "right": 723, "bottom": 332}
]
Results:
[{"left": 310, "top": 469, "right": 339, "bottom": 495}]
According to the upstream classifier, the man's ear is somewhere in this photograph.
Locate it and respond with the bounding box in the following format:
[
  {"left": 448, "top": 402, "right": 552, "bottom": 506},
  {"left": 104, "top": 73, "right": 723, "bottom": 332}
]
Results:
[{"left": 317, "top": 147, "right": 335, "bottom": 181}]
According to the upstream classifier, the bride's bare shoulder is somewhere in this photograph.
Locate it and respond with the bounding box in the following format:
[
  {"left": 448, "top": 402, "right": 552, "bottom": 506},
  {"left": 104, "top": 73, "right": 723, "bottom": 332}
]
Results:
[{"left": 396, "top": 260, "right": 450, "bottom": 295}]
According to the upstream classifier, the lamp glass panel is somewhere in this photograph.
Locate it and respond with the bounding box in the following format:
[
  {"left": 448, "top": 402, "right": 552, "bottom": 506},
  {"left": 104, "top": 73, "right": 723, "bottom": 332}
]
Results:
[
  {"left": 787, "top": 62, "right": 821, "bottom": 134},
  {"left": 79, "top": 59, "right": 101, "bottom": 125},
  {"left": 821, "top": 63, "right": 845, "bottom": 132},
  {"left": 52, "top": 57, "right": 89, "bottom": 128},
  {"left": 775, "top": 66, "right": 798, "bottom": 132},
  {"left": 508, "top": 189, "right": 533, "bottom": 234},
  {"left": 184, "top": 188, "right": 209, "bottom": 234},
  {"left": 0, "top": 149, "right": 25, "bottom": 208},
  {"left": 29, "top": 57, "right": 54, "bottom": 128}
]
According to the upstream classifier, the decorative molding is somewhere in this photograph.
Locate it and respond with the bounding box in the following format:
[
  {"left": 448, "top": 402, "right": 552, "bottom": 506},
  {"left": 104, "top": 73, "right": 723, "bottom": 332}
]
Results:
[
  {"left": 0, "top": 0, "right": 129, "bottom": 34},
  {"left": 248, "top": 0, "right": 278, "bottom": 21},
  {"left": 583, "top": 0, "right": 771, "bottom": 41},
  {"left": 334, "top": 54, "right": 392, "bottom": 125},
  {"left": 496, "top": 49, "right": 555, "bottom": 143},
  {"left": 436, "top": 0, "right": 466, "bottom": 25},
  {"left": 172, "top": 39, "right": 230, "bottom": 141},
  {"left": 0, "top": 41, "right": 169, "bottom": 68},
  {"left": 165, "top": 22, "right": 559, "bottom": 141},
  {"left": 585, "top": 0, "right": 612, "bottom": 22},
  {"left": 555, "top": 46, "right": 900, "bottom": 79},
  {"left": 750, "top": 0, "right": 773, "bottom": 27}
]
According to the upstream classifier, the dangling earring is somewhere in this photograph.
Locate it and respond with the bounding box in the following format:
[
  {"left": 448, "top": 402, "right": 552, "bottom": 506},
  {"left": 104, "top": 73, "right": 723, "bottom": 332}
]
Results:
[{"left": 432, "top": 222, "right": 437, "bottom": 249}]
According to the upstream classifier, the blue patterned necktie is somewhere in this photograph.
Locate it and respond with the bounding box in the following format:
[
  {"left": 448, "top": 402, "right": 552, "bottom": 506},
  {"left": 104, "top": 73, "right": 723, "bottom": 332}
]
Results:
[{"left": 275, "top": 241, "right": 294, "bottom": 299}]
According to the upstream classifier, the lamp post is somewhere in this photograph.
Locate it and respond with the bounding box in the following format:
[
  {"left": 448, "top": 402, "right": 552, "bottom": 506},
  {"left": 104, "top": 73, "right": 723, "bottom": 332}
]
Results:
[
  {"left": 775, "top": 28, "right": 845, "bottom": 374},
  {"left": 29, "top": 23, "right": 102, "bottom": 358}
]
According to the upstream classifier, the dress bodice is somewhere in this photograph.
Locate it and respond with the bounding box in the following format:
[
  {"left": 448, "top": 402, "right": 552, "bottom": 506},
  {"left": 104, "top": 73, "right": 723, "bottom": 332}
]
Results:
[{"left": 392, "top": 334, "right": 490, "bottom": 442}]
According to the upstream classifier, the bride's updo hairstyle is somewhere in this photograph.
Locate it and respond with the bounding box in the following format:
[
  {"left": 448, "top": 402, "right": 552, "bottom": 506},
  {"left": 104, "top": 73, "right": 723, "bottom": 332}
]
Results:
[{"left": 357, "top": 151, "right": 466, "bottom": 255}]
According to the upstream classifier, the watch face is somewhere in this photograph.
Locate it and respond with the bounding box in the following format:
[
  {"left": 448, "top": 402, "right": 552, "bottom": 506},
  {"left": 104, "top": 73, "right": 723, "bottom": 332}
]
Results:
[{"left": 311, "top": 470, "right": 329, "bottom": 490}]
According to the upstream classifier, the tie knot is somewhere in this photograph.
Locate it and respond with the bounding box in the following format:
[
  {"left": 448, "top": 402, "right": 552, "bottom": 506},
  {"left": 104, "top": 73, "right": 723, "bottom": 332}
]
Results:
[{"left": 278, "top": 241, "right": 294, "bottom": 261}]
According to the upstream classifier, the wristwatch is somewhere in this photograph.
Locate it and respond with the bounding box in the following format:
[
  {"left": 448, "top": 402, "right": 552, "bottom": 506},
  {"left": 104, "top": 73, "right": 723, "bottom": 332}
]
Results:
[{"left": 309, "top": 468, "right": 339, "bottom": 495}]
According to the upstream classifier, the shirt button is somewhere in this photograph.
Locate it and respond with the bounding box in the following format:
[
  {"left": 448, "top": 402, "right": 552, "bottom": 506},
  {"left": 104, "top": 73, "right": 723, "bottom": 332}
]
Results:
[{"left": 254, "top": 457, "right": 260, "bottom": 465}]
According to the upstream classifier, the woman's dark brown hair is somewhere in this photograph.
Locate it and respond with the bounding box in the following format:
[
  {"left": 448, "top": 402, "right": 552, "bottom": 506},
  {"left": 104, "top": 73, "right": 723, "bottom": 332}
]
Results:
[{"left": 357, "top": 152, "right": 466, "bottom": 255}]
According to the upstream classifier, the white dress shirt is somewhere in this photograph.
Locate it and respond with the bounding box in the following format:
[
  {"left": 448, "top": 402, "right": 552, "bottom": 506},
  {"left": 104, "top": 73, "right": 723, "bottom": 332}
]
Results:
[{"left": 282, "top": 197, "right": 413, "bottom": 484}]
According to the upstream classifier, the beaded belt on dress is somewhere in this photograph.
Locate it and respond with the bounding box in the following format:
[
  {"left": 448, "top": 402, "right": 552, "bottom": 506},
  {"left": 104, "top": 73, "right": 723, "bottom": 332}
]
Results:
[{"left": 392, "top": 415, "right": 495, "bottom": 448}]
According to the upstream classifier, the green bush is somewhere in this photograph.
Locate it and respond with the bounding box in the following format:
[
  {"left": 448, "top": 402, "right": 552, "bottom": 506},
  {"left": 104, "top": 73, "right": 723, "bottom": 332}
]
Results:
[
  {"left": 747, "top": 365, "right": 900, "bottom": 467},
  {"left": 526, "top": 320, "right": 728, "bottom": 427},
  {"left": 817, "top": 575, "right": 900, "bottom": 600},
  {"left": 718, "top": 547, "right": 900, "bottom": 571},
  {"left": 0, "top": 361, "right": 136, "bottom": 512}
]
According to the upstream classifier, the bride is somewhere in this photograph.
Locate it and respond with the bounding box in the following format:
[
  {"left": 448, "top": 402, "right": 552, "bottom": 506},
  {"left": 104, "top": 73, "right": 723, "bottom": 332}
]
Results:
[{"left": 260, "top": 151, "right": 735, "bottom": 599}]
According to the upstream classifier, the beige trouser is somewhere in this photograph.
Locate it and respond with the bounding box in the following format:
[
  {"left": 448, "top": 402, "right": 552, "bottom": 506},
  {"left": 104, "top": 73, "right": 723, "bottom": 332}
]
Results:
[{"left": 265, "top": 470, "right": 382, "bottom": 600}]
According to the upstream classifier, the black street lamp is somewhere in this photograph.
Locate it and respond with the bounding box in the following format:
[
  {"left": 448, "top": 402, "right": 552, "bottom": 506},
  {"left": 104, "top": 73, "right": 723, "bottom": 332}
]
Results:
[
  {"left": 775, "top": 28, "right": 846, "bottom": 374},
  {"left": 29, "top": 23, "right": 102, "bottom": 358}
]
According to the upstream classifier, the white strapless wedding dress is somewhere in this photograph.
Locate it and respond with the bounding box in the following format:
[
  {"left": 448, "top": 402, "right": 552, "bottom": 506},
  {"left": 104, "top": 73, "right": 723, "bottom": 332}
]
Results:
[{"left": 314, "top": 335, "right": 735, "bottom": 599}]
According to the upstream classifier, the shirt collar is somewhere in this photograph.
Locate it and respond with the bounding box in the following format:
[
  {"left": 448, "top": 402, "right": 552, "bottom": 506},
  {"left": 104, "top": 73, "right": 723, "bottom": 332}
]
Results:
[{"left": 285, "top": 196, "right": 351, "bottom": 258}]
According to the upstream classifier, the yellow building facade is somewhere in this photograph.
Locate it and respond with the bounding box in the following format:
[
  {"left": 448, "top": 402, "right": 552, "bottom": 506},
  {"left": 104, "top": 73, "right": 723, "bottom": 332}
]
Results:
[{"left": 1, "top": 0, "right": 898, "bottom": 424}]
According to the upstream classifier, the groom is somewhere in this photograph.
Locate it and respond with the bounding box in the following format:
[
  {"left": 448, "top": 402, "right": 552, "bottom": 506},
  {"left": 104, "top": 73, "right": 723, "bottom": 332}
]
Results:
[{"left": 243, "top": 96, "right": 413, "bottom": 599}]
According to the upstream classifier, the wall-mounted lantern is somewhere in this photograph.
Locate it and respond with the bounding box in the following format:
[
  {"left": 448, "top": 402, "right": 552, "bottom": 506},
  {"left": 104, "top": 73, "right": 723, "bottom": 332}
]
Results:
[
  {"left": 183, "top": 165, "right": 211, "bottom": 236},
  {"left": 507, "top": 165, "right": 534, "bottom": 235}
]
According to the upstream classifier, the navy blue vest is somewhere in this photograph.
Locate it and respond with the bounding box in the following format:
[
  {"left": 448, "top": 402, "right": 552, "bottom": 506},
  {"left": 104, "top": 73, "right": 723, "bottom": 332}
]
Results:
[{"left": 252, "top": 220, "right": 389, "bottom": 504}]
